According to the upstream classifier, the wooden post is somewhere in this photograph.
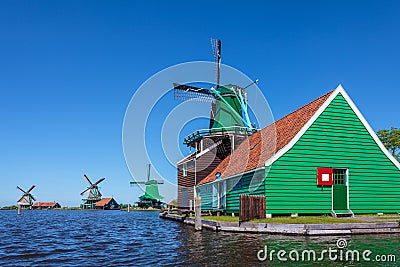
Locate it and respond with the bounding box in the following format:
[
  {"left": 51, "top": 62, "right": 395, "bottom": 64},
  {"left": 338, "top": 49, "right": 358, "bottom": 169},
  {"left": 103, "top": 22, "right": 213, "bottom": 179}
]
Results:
[
  {"left": 195, "top": 197, "right": 202, "bottom": 231},
  {"left": 18, "top": 205, "right": 21, "bottom": 215},
  {"left": 128, "top": 204, "right": 131, "bottom": 213}
]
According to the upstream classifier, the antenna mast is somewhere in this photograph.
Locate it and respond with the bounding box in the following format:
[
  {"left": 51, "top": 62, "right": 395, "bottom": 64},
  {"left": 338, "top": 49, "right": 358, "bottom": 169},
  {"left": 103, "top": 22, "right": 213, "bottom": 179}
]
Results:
[
  {"left": 147, "top": 164, "right": 151, "bottom": 182},
  {"left": 211, "top": 38, "right": 221, "bottom": 89}
]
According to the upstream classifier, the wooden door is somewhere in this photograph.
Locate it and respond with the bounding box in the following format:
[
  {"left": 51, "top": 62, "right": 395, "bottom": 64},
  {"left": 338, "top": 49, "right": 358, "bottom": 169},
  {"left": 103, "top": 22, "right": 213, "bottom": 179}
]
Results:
[{"left": 333, "top": 169, "right": 348, "bottom": 211}]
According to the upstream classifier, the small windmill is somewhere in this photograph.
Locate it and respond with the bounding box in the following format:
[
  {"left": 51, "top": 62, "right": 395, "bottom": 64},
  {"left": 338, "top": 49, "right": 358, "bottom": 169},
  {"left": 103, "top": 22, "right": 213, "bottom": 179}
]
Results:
[
  {"left": 17, "top": 185, "right": 36, "bottom": 209},
  {"left": 80, "top": 175, "right": 105, "bottom": 209},
  {"left": 130, "top": 164, "right": 164, "bottom": 209}
]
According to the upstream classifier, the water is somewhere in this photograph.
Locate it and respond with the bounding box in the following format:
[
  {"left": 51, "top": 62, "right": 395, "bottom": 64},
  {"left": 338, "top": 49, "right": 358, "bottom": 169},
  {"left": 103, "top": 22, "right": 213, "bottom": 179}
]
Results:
[{"left": 0, "top": 210, "right": 399, "bottom": 266}]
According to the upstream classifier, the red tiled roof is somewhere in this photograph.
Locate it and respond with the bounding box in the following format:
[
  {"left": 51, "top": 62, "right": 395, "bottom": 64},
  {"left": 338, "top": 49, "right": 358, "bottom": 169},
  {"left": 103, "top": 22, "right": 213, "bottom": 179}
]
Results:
[
  {"left": 95, "top": 198, "right": 113, "bottom": 207},
  {"left": 198, "top": 90, "right": 334, "bottom": 185},
  {"left": 33, "top": 202, "right": 58, "bottom": 207}
]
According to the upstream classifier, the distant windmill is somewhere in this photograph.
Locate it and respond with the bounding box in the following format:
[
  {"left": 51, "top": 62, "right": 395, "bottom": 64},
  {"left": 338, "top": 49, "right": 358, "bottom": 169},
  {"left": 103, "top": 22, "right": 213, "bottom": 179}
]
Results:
[
  {"left": 130, "top": 164, "right": 164, "bottom": 208},
  {"left": 80, "top": 175, "right": 105, "bottom": 209},
  {"left": 17, "top": 185, "right": 36, "bottom": 209}
]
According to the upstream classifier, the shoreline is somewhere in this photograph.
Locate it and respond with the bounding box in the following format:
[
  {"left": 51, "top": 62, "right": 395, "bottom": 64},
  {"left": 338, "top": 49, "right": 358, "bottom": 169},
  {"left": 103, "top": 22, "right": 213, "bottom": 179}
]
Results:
[
  {"left": 0, "top": 208, "right": 160, "bottom": 211},
  {"left": 159, "top": 213, "right": 400, "bottom": 236}
]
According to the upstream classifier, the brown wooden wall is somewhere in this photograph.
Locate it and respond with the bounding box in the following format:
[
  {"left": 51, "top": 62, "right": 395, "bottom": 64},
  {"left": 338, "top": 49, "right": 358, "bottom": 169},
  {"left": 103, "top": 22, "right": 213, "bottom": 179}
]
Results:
[
  {"left": 177, "top": 147, "right": 223, "bottom": 209},
  {"left": 196, "top": 148, "right": 222, "bottom": 184},
  {"left": 177, "top": 134, "right": 247, "bottom": 210},
  {"left": 177, "top": 160, "right": 195, "bottom": 208}
]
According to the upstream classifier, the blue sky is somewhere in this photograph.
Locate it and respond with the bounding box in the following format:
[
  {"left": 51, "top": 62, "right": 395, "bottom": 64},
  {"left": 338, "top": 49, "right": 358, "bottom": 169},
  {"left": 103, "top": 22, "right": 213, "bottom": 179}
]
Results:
[{"left": 0, "top": 1, "right": 399, "bottom": 206}]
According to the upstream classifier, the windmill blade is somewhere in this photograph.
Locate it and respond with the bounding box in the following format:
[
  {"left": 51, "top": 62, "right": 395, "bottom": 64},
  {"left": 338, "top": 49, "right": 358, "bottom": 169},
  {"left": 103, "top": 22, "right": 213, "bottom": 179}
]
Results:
[
  {"left": 80, "top": 187, "right": 91, "bottom": 196},
  {"left": 31, "top": 195, "right": 36, "bottom": 201},
  {"left": 94, "top": 177, "right": 105, "bottom": 185},
  {"left": 156, "top": 180, "right": 164, "bottom": 184},
  {"left": 130, "top": 181, "right": 146, "bottom": 185},
  {"left": 174, "top": 83, "right": 213, "bottom": 102},
  {"left": 26, "top": 185, "right": 35, "bottom": 194},
  {"left": 173, "top": 83, "right": 212, "bottom": 95},
  {"left": 83, "top": 174, "right": 93, "bottom": 186},
  {"left": 17, "top": 186, "right": 27, "bottom": 194}
]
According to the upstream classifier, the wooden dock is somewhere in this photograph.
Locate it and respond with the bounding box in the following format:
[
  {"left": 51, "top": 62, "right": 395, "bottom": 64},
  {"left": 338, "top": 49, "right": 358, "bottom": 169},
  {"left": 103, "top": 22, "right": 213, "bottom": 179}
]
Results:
[{"left": 159, "top": 212, "right": 400, "bottom": 236}]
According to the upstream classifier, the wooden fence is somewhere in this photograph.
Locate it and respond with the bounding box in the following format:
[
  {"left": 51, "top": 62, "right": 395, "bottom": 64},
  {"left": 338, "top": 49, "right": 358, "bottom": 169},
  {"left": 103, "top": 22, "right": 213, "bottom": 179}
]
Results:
[{"left": 239, "top": 195, "right": 266, "bottom": 222}]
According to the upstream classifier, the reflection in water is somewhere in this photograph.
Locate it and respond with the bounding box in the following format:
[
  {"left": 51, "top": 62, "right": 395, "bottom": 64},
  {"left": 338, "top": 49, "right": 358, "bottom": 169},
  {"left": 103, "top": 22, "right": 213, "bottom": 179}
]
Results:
[{"left": 0, "top": 210, "right": 398, "bottom": 266}]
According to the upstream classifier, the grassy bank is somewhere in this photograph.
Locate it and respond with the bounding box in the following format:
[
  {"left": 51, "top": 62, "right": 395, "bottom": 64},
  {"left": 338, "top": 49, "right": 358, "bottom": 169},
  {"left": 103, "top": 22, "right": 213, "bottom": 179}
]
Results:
[
  {"left": 180, "top": 212, "right": 400, "bottom": 224},
  {"left": 197, "top": 215, "right": 365, "bottom": 224},
  {"left": 121, "top": 207, "right": 160, "bottom": 211}
]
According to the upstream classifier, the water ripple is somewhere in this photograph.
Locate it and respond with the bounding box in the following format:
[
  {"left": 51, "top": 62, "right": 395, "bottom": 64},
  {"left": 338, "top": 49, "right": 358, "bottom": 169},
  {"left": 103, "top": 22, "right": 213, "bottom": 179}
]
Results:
[{"left": 0, "top": 210, "right": 399, "bottom": 266}]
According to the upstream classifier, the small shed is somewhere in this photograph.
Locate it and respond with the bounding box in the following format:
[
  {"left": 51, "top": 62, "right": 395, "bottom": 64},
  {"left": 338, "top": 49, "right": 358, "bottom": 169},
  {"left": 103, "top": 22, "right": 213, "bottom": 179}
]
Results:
[
  {"left": 94, "top": 198, "right": 120, "bottom": 210},
  {"left": 196, "top": 85, "right": 400, "bottom": 216},
  {"left": 32, "top": 202, "right": 61, "bottom": 209}
]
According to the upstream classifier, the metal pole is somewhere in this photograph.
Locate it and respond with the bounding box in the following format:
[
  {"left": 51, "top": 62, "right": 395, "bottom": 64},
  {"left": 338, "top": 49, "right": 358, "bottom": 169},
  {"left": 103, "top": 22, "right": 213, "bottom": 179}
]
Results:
[
  {"left": 147, "top": 164, "right": 151, "bottom": 182},
  {"left": 17, "top": 205, "right": 21, "bottom": 215},
  {"left": 195, "top": 197, "right": 202, "bottom": 231}
]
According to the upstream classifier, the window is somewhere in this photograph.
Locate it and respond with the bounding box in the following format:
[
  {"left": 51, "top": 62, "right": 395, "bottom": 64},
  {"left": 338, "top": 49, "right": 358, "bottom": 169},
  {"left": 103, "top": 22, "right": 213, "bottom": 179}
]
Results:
[
  {"left": 333, "top": 169, "right": 347, "bottom": 184},
  {"left": 182, "top": 162, "right": 187, "bottom": 177}
]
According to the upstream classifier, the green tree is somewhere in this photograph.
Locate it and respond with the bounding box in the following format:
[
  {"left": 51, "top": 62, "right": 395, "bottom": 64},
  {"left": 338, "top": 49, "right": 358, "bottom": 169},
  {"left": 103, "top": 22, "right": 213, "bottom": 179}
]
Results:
[{"left": 377, "top": 127, "right": 400, "bottom": 161}]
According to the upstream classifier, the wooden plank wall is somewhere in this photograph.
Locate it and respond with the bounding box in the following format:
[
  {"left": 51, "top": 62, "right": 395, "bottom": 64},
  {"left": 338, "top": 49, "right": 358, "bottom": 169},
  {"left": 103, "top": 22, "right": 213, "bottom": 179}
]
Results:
[
  {"left": 266, "top": 93, "right": 400, "bottom": 214},
  {"left": 177, "top": 160, "right": 195, "bottom": 209},
  {"left": 239, "top": 195, "right": 266, "bottom": 222},
  {"left": 225, "top": 171, "right": 265, "bottom": 214},
  {"left": 177, "top": 145, "right": 224, "bottom": 209}
]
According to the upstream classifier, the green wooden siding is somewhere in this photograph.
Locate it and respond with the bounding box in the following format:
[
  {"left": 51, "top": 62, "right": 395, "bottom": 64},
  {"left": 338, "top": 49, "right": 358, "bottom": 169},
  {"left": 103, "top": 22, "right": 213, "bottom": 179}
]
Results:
[
  {"left": 265, "top": 93, "right": 400, "bottom": 214},
  {"left": 198, "top": 184, "right": 213, "bottom": 210},
  {"left": 225, "top": 171, "right": 265, "bottom": 214},
  {"left": 198, "top": 170, "right": 265, "bottom": 213}
]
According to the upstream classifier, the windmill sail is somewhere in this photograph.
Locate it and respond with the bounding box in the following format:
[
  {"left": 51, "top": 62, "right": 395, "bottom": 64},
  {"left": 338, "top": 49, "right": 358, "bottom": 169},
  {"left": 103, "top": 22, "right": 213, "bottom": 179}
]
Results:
[
  {"left": 173, "top": 83, "right": 214, "bottom": 102},
  {"left": 17, "top": 185, "right": 35, "bottom": 207},
  {"left": 80, "top": 175, "right": 106, "bottom": 209}
]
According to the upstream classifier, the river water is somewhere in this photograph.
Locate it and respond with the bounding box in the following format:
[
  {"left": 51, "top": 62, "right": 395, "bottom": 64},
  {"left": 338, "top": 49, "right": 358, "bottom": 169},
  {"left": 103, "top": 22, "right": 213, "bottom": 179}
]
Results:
[{"left": 0, "top": 210, "right": 398, "bottom": 266}]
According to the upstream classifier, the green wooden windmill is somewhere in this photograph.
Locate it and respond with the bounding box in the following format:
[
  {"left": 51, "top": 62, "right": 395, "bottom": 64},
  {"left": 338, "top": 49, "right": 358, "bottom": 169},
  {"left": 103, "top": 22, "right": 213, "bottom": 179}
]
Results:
[
  {"left": 174, "top": 39, "right": 258, "bottom": 152},
  {"left": 130, "top": 164, "right": 164, "bottom": 208}
]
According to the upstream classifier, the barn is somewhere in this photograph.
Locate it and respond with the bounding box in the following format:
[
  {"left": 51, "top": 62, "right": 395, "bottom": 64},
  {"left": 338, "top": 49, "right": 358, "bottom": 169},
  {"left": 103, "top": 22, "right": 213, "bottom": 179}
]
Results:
[
  {"left": 32, "top": 202, "right": 61, "bottom": 209},
  {"left": 194, "top": 85, "right": 400, "bottom": 217},
  {"left": 94, "top": 198, "right": 120, "bottom": 210}
]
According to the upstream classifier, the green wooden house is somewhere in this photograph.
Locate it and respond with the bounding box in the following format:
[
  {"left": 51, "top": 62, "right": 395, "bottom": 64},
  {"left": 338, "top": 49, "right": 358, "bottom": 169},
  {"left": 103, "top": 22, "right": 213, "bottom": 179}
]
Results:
[{"left": 196, "top": 85, "right": 400, "bottom": 217}]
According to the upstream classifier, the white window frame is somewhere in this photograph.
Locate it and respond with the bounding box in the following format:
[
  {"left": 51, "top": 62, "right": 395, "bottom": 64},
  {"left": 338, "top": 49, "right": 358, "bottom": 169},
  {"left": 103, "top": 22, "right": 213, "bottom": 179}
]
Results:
[{"left": 182, "top": 162, "right": 188, "bottom": 177}]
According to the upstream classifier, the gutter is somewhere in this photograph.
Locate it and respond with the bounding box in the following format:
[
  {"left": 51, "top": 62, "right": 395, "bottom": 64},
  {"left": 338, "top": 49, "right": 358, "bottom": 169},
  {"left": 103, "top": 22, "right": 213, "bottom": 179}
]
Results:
[{"left": 197, "top": 166, "right": 266, "bottom": 187}]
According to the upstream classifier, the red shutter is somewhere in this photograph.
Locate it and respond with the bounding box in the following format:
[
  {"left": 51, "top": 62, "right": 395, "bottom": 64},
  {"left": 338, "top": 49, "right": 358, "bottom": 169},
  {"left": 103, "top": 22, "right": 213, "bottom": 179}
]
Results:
[{"left": 317, "top": 167, "right": 333, "bottom": 186}]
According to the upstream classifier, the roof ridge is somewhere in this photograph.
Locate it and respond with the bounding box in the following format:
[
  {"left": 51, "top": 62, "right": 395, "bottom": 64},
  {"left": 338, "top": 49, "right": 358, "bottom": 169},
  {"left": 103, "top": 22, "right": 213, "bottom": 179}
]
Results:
[{"left": 273, "top": 89, "right": 335, "bottom": 126}]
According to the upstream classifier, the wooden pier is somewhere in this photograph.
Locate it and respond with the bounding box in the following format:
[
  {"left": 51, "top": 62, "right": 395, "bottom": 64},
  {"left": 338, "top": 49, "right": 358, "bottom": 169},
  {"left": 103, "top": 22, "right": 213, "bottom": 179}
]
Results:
[{"left": 159, "top": 212, "right": 400, "bottom": 235}]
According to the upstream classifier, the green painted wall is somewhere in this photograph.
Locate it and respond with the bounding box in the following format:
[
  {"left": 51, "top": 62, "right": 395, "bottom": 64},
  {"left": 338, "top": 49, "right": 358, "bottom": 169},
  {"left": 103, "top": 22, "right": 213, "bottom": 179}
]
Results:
[
  {"left": 265, "top": 93, "right": 400, "bottom": 214},
  {"left": 198, "top": 92, "right": 400, "bottom": 215},
  {"left": 225, "top": 171, "right": 264, "bottom": 214},
  {"left": 198, "top": 170, "right": 265, "bottom": 213},
  {"left": 198, "top": 183, "right": 213, "bottom": 210}
]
